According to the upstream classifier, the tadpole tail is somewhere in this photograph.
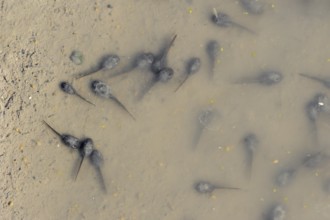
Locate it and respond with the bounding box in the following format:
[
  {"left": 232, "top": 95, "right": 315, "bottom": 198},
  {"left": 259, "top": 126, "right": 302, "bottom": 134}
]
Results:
[
  {"left": 75, "top": 69, "right": 102, "bottom": 79},
  {"left": 74, "top": 155, "right": 85, "bottom": 181},
  {"left": 159, "top": 34, "right": 177, "bottom": 64},
  {"left": 174, "top": 75, "right": 189, "bottom": 92},
  {"left": 95, "top": 167, "right": 107, "bottom": 193},
  {"left": 208, "top": 58, "right": 215, "bottom": 79},
  {"left": 308, "top": 120, "right": 320, "bottom": 148},
  {"left": 75, "top": 92, "right": 95, "bottom": 106},
  {"left": 245, "top": 152, "right": 254, "bottom": 180},
  {"left": 299, "top": 73, "right": 324, "bottom": 84},
  {"left": 110, "top": 95, "right": 136, "bottom": 120},
  {"left": 232, "top": 22, "right": 256, "bottom": 34},
  {"left": 138, "top": 77, "right": 157, "bottom": 100},
  {"left": 192, "top": 126, "right": 204, "bottom": 149},
  {"left": 43, "top": 120, "right": 61, "bottom": 138},
  {"left": 108, "top": 66, "right": 135, "bottom": 78},
  {"left": 214, "top": 185, "right": 241, "bottom": 190}
]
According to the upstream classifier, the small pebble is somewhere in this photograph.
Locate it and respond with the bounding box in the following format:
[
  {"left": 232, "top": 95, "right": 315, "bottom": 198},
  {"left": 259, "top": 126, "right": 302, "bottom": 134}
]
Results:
[{"left": 70, "top": 50, "right": 84, "bottom": 65}]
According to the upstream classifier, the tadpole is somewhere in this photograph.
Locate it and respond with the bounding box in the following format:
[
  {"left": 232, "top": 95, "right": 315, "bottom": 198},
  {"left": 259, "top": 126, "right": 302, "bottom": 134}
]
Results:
[
  {"left": 242, "top": 133, "right": 258, "bottom": 178},
  {"left": 192, "top": 108, "right": 215, "bottom": 149},
  {"left": 60, "top": 81, "right": 95, "bottom": 106},
  {"left": 151, "top": 34, "right": 177, "bottom": 73},
  {"left": 75, "top": 55, "right": 120, "bottom": 79},
  {"left": 194, "top": 180, "right": 240, "bottom": 194},
  {"left": 43, "top": 120, "right": 81, "bottom": 149},
  {"left": 235, "top": 71, "right": 283, "bottom": 86},
  {"left": 206, "top": 40, "right": 220, "bottom": 79},
  {"left": 211, "top": 8, "right": 255, "bottom": 34},
  {"left": 138, "top": 67, "right": 174, "bottom": 100},
  {"left": 175, "top": 57, "right": 201, "bottom": 92},
  {"left": 109, "top": 52, "right": 155, "bottom": 78},
  {"left": 91, "top": 80, "right": 136, "bottom": 120}
]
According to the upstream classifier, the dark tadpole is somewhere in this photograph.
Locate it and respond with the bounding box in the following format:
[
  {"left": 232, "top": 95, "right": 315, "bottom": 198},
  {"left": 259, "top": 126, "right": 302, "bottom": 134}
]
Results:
[
  {"left": 299, "top": 73, "right": 330, "bottom": 89},
  {"left": 138, "top": 67, "right": 174, "bottom": 100},
  {"left": 109, "top": 52, "right": 155, "bottom": 78},
  {"left": 240, "top": 0, "right": 264, "bottom": 15},
  {"left": 242, "top": 133, "right": 258, "bottom": 178},
  {"left": 175, "top": 57, "right": 201, "bottom": 92},
  {"left": 206, "top": 40, "right": 220, "bottom": 79},
  {"left": 235, "top": 71, "right": 283, "bottom": 86},
  {"left": 43, "top": 120, "right": 80, "bottom": 149},
  {"left": 264, "top": 204, "right": 286, "bottom": 220},
  {"left": 90, "top": 149, "right": 107, "bottom": 193},
  {"left": 75, "top": 55, "right": 120, "bottom": 79},
  {"left": 91, "top": 80, "right": 136, "bottom": 120},
  {"left": 74, "top": 138, "right": 94, "bottom": 180},
  {"left": 211, "top": 8, "right": 255, "bottom": 34},
  {"left": 151, "top": 34, "right": 177, "bottom": 73},
  {"left": 60, "top": 81, "right": 95, "bottom": 106},
  {"left": 194, "top": 180, "right": 240, "bottom": 194},
  {"left": 192, "top": 108, "right": 215, "bottom": 149}
]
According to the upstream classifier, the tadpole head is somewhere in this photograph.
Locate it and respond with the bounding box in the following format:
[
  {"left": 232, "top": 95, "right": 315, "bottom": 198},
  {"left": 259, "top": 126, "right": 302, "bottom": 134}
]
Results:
[
  {"left": 187, "top": 57, "right": 201, "bottom": 74},
  {"left": 137, "top": 53, "right": 155, "bottom": 68},
  {"left": 91, "top": 80, "right": 110, "bottom": 98},
  {"left": 194, "top": 181, "right": 216, "bottom": 194},
  {"left": 206, "top": 40, "right": 220, "bottom": 60},
  {"left": 80, "top": 138, "right": 94, "bottom": 157},
  {"left": 62, "top": 134, "right": 81, "bottom": 149},
  {"left": 258, "top": 71, "right": 283, "bottom": 85},
  {"left": 60, "top": 81, "right": 75, "bottom": 94},
  {"left": 158, "top": 68, "right": 174, "bottom": 82},
  {"left": 102, "top": 55, "right": 120, "bottom": 70}
]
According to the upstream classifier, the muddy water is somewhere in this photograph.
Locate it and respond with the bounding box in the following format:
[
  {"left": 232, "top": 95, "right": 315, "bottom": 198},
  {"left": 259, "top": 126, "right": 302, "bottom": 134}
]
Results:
[{"left": 2, "top": 0, "right": 330, "bottom": 219}]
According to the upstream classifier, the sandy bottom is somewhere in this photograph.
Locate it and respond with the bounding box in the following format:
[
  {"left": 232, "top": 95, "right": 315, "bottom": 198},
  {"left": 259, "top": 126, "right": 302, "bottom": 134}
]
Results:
[{"left": 1, "top": 0, "right": 330, "bottom": 219}]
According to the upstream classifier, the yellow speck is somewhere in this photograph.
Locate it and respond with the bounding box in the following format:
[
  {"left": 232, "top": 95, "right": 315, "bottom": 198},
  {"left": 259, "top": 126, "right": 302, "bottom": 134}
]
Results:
[
  {"left": 100, "top": 124, "right": 106, "bottom": 129},
  {"left": 251, "top": 51, "right": 256, "bottom": 57},
  {"left": 220, "top": 47, "right": 224, "bottom": 52},
  {"left": 273, "top": 188, "right": 277, "bottom": 193},
  {"left": 327, "top": 58, "right": 330, "bottom": 62},
  {"left": 243, "top": 12, "right": 249, "bottom": 15},
  {"left": 188, "top": 8, "right": 193, "bottom": 14},
  {"left": 283, "top": 197, "right": 288, "bottom": 201},
  {"left": 315, "top": 172, "right": 319, "bottom": 176},
  {"left": 225, "top": 146, "right": 231, "bottom": 152},
  {"left": 303, "top": 204, "right": 308, "bottom": 209},
  {"left": 271, "top": 4, "right": 275, "bottom": 8},
  {"left": 273, "top": 159, "right": 279, "bottom": 164},
  {"left": 209, "top": 99, "right": 215, "bottom": 104}
]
